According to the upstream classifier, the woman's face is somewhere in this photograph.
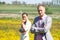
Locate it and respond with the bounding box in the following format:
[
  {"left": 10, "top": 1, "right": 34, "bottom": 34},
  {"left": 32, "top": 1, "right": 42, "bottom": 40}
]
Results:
[{"left": 22, "top": 14, "right": 28, "bottom": 21}]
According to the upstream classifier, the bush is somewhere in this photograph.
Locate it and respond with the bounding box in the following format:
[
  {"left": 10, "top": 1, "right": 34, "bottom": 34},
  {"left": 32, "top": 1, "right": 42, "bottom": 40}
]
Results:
[{"left": 46, "top": 6, "right": 53, "bottom": 14}]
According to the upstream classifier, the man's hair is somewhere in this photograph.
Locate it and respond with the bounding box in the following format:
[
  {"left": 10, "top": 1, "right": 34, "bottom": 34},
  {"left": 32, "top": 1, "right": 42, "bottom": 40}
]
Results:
[
  {"left": 37, "top": 4, "right": 45, "bottom": 9},
  {"left": 22, "top": 12, "right": 28, "bottom": 16}
]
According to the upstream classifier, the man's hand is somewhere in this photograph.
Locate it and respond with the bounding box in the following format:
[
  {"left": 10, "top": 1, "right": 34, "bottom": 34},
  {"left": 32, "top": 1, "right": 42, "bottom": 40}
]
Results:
[
  {"left": 32, "top": 27, "right": 37, "bottom": 29},
  {"left": 44, "top": 24, "right": 46, "bottom": 28}
]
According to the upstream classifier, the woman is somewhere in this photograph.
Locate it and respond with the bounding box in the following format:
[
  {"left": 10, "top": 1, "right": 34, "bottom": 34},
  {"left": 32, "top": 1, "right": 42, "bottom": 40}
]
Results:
[{"left": 19, "top": 12, "right": 31, "bottom": 40}]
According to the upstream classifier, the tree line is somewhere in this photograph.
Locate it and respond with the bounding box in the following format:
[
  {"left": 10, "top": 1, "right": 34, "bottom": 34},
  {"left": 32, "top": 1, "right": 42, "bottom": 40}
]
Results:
[{"left": 0, "top": 2, "right": 6, "bottom": 4}]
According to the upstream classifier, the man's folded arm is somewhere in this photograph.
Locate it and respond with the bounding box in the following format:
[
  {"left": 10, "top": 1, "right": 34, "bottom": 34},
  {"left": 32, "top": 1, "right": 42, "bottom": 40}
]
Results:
[{"left": 35, "top": 17, "right": 52, "bottom": 33}]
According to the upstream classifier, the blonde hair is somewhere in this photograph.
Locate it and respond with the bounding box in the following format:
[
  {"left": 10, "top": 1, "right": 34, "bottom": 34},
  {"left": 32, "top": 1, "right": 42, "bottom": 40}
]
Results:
[{"left": 37, "top": 4, "right": 45, "bottom": 9}]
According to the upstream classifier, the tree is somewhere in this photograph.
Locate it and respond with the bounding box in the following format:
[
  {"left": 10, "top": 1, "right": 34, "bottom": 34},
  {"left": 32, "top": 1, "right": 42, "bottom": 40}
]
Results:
[
  {"left": 22, "top": 1, "right": 26, "bottom": 5},
  {"left": 0, "top": 2, "right": 6, "bottom": 4},
  {"left": 12, "top": 1, "right": 21, "bottom": 4},
  {"left": 2, "top": 2, "right": 5, "bottom": 4}
]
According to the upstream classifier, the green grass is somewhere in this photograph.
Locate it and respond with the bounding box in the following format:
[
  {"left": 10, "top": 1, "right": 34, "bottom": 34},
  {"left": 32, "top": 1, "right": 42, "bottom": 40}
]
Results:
[
  {"left": 0, "top": 4, "right": 60, "bottom": 14},
  {"left": 0, "top": 4, "right": 37, "bottom": 13}
]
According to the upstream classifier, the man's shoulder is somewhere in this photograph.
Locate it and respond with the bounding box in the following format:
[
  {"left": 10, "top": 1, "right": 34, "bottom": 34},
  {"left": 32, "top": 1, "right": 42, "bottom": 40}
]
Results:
[
  {"left": 33, "top": 16, "right": 40, "bottom": 23},
  {"left": 47, "top": 15, "right": 52, "bottom": 19},
  {"left": 34, "top": 16, "right": 39, "bottom": 20},
  {"left": 46, "top": 15, "right": 52, "bottom": 21}
]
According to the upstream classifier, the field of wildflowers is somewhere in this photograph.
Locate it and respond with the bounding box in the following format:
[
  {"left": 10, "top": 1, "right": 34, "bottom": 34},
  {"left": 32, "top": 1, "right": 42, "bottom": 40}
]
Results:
[{"left": 0, "top": 19, "right": 60, "bottom": 40}]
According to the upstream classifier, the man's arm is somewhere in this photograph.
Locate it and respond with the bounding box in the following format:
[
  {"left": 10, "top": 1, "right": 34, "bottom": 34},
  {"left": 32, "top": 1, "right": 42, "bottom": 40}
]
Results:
[
  {"left": 35, "top": 17, "right": 52, "bottom": 33},
  {"left": 30, "top": 18, "right": 36, "bottom": 33},
  {"left": 31, "top": 24, "right": 35, "bottom": 31}
]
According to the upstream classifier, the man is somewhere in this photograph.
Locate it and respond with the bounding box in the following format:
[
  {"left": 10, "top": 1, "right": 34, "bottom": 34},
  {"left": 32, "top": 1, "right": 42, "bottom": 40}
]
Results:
[
  {"left": 30, "top": 4, "right": 53, "bottom": 40},
  {"left": 19, "top": 12, "right": 31, "bottom": 40}
]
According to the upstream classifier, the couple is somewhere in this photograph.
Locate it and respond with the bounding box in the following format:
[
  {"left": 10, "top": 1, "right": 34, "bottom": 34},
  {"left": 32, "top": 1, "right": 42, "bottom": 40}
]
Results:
[{"left": 19, "top": 4, "right": 53, "bottom": 40}]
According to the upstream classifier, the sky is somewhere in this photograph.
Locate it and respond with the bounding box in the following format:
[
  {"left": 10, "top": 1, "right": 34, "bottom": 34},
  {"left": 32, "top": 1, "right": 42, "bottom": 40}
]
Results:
[{"left": 0, "top": 0, "right": 52, "bottom": 4}]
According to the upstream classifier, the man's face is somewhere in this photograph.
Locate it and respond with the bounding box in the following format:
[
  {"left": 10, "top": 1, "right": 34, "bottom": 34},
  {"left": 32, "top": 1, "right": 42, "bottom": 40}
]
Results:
[
  {"left": 38, "top": 6, "right": 45, "bottom": 16},
  {"left": 22, "top": 14, "right": 28, "bottom": 20}
]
